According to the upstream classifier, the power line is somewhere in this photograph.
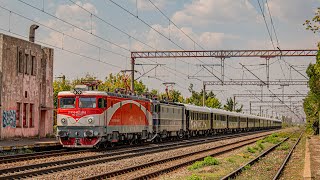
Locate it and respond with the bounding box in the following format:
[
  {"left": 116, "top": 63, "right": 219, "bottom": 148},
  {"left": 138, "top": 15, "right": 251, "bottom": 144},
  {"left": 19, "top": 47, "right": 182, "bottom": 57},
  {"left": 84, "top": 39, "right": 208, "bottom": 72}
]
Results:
[
  {"left": 0, "top": 5, "right": 128, "bottom": 59},
  {"left": 148, "top": 0, "right": 206, "bottom": 50},
  {"left": 257, "top": 0, "right": 288, "bottom": 80},
  {"left": 265, "top": 0, "right": 279, "bottom": 47},
  {"left": 17, "top": 0, "right": 130, "bottom": 52},
  {"left": 108, "top": 0, "right": 184, "bottom": 50},
  {"left": 15, "top": 0, "right": 192, "bottom": 90},
  {"left": 68, "top": 0, "right": 157, "bottom": 51},
  {"left": 108, "top": 0, "right": 207, "bottom": 66},
  {"left": 0, "top": 27, "right": 122, "bottom": 69}
]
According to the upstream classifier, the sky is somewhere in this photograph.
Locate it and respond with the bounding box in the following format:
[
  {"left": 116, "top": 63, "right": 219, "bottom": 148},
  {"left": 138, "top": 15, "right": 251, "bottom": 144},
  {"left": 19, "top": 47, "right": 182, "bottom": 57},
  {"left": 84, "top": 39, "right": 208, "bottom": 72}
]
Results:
[{"left": 0, "top": 0, "right": 319, "bottom": 121}]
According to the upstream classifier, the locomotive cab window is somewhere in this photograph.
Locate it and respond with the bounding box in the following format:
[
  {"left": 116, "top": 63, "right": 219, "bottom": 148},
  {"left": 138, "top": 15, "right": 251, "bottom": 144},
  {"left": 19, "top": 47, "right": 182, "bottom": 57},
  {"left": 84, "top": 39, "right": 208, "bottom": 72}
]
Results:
[
  {"left": 60, "top": 97, "right": 76, "bottom": 109},
  {"left": 79, "top": 97, "right": 96, "bottom": 108},
  {"left": 98, "top": 98, "right": 106, "bottom": 108}
]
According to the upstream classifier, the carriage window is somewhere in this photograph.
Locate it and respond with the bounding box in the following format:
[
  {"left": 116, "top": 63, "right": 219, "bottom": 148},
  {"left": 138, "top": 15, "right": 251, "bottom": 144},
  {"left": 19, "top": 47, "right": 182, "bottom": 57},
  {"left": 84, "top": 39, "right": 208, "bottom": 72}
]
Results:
[
  {"left": 79, "top": 97, "right": 96, "bottom": 108},
  {"left": 98, "top": 98, "right": 106, "bottom": 108},
  {"left": 60, "top": 98, "right": 76, "bottom": 109}
]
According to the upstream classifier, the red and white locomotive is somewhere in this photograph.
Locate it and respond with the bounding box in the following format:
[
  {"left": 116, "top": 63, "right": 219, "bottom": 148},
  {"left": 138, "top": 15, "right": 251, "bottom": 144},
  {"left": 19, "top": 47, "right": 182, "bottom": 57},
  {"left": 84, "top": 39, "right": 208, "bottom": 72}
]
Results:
[
  {"left": 57, "top": 85, "right": 282, "bottom": 148},
  {"left": 57, "top": 85, "right": 153, "bottom": 148}
]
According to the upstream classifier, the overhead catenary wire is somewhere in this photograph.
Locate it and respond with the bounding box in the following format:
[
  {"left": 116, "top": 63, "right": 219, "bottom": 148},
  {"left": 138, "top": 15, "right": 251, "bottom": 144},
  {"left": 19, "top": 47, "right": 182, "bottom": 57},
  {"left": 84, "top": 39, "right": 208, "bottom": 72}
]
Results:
[
  {"left": 15, "top": 0, "right": 192, "bottom": 89},
  {"left": 148, "top": 0, "right": 206, "bottom": 50},
  {"left": 0, "top": 5, "right": 128, "bottom": 59},
  {"left": 107, "top": 0, "right": 207, "bottom": 66},
  {"left": 18, "top": 0, "right": 130, "bottom": 52},
  {"left": 0, "top": 27, "right": 123, "bottom": 69},
  {"left": 68, "top": 0, "right": 157, "bottom": 51}
]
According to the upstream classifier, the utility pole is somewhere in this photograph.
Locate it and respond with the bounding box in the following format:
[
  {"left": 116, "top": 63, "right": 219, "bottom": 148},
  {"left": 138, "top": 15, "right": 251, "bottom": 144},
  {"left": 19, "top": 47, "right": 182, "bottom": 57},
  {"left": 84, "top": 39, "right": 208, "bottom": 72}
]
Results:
[
  {"left": 203, "top": 83, "right": 206, "bottom": 107},
  {"left": 131, "top": 57, "right": 135, "bottom": 93},
  {"left": 233, "top": 96, "right": 236, "bottom": 111}
]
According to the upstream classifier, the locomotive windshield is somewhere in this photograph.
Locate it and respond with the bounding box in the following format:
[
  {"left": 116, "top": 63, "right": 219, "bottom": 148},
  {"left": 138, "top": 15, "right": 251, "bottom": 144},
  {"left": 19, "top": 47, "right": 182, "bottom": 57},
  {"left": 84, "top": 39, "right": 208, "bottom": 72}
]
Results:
[
  {"left": 79, "top": 97, "right": 96, "bottom": 108},
  {"left": 60, "top": 97, "right": 76, "bottom": 109}
]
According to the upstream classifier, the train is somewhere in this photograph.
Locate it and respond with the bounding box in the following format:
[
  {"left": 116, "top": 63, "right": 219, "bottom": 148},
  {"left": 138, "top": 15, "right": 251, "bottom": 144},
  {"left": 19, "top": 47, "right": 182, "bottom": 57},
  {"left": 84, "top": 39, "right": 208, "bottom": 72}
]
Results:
[{"left": 56, "top": 86, "right": 282, "bottom": 148}]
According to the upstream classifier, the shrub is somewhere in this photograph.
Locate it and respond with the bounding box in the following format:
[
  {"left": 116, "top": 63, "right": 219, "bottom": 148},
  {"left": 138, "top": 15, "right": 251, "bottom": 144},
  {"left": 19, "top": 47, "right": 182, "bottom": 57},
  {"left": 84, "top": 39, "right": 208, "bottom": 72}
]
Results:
[
  {"left": 276, "top": 142, "right": 290, "bottom": 151},
  {"left": 257, "top": 141, "right": 264, "bottom": 150},
  {"left": 263, "top": 133, "right": 281, "bottom": 144},
  {"left": 227, "top": 158, "right": 235, "bottom": 163},
  {"left": 247, "top": 147, "right": 256, "bottom": 153},
  {"left": 203, "top": 156, "right": 220, "bottom": 166},
  {"left": 188, "top": 156, "right": 219, "bottom": 170},
  {"left": 188, "top": 161, "right": 204, "bottom": 170},
  {"left": 188, "top": 174, "right": 202, "bottom": 180},
  {"left": 243, "top": 164, "right": 251, "bottom": 170}
]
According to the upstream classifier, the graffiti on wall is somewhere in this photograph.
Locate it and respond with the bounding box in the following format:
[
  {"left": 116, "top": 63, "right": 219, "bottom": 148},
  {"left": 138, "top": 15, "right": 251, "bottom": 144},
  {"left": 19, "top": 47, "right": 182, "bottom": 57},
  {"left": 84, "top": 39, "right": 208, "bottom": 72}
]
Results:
[{"left": 2, "top": 110, "right": 16, "bottom": 128}]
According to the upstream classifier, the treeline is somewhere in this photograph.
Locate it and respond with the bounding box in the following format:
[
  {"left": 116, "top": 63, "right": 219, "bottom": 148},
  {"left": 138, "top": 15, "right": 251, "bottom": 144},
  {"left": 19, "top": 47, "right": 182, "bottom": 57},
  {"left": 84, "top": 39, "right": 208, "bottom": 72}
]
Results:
[
  {"left": 303, "top": 8, "right": 320, "bottom": 134},
  {"left": 53, "top": 73, "right": 243, "bottom": 112}
]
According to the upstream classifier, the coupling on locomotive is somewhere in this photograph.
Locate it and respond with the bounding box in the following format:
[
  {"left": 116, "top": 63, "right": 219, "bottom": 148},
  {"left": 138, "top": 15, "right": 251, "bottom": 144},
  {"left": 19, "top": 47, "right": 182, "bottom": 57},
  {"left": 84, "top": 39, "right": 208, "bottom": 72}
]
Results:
[{"left": 56, "top": 86, "right": 282, "bottom": 148}]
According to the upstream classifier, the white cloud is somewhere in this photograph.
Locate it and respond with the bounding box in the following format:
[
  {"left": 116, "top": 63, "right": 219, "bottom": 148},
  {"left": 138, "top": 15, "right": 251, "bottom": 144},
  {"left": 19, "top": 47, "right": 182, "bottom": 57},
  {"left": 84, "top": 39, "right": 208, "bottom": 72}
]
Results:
[
  {"left": 55, "top": 1, "right": 98, "bottom": 31},
  {"left": 172, "top": 0, "right": 260, "bottom": 26},
  {"left": 128, "top": 24, "right": 239, "bottom": 51},
  {"left": 40, "top": 1, "right": 100, "bottom": 51},
  {"left": 267, "top": 0, "right": 316, "bottom": 23}
]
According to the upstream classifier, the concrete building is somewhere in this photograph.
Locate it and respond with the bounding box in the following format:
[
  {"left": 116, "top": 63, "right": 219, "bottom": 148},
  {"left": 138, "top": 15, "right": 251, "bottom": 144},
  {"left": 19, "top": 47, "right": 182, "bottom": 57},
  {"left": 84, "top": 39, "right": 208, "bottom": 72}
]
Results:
[{"left": 0, "top": 32, "right": 54, "bottom": 139}]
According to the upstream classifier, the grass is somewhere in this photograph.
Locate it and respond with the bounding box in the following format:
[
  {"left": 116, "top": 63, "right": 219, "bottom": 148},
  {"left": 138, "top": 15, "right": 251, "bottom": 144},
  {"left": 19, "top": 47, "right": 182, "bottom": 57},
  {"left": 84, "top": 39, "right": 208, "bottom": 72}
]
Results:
[
  {"left": 257, "top": 140, "right": 265, "bottom": 150},
  {"left": 188, "top": 156, "right": 220, "bottom": 170},
  {"left": 187, "top": 174, "right": 202, "bottom": 180},
  {"left": 247, "top": 147, "right": 257, "bottom": 153},
  {"left": 183, "top": 132, "right": 290, "bottom": 180},
  {"left": 261, "top": 133, "right": 282, "bottom": 144},
  {"left": 243, "top": 164, "right": 251, "bottom": 170},
  {"left": 276, "top": 142, "right": 290, "bottom": 151}
]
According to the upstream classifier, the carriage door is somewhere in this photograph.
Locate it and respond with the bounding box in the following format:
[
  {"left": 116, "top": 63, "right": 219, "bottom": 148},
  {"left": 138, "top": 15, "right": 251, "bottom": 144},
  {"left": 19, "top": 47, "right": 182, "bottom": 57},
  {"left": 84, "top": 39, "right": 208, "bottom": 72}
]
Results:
[{"left": 185, "top": 110, "right": 189, "bottom": 130}]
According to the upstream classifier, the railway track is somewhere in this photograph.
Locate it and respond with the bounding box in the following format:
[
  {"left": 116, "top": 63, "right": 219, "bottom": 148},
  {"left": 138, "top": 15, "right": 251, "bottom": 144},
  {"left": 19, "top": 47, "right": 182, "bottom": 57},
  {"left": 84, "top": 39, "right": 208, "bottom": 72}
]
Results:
[
  {"left": 0, "top": 130, "right": 276, "bottom": 179},
  {"left": 0, "top": 149, "right": 91, "bottom": 164},
  {"left": 82, "top": 133, "right": 271, "bottom": 180},
  {"left": 220, "top": 131, "right": 303, "bottom": 180}
]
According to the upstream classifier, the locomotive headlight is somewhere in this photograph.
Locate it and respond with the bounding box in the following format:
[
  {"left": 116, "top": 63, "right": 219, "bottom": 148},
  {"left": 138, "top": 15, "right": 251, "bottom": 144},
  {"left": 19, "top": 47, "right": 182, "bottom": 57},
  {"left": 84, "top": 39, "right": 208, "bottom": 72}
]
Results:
[
  {"left": 87, "top": 117, "right": 94, "bottom": 124},
  {"left": 61, "top": 118, "right": 67, "bottom": 124},
  {"left": 93, "top": 131, "right": 99, "bottom": 136}
]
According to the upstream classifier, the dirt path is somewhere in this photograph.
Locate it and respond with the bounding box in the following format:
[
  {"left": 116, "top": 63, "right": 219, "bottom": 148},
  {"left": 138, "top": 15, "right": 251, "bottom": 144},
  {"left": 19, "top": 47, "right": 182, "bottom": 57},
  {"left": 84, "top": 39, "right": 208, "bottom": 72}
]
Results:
[{"left": 309, "top": 136, "right": 320, "bottom": 179}]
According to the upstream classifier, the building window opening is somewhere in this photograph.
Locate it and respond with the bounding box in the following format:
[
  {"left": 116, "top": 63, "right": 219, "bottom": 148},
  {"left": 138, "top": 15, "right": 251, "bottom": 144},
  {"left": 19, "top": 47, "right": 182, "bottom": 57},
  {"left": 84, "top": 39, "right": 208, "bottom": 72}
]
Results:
[
  {"left": 24, "top": 54, "right": 29, "bottom": 74},
  {"left": 29, "top": 104, "right": 34, "bottom": 127},
  {"left": 16, "top": 102, "right": 21, "bottom": 127},
  {"left": 23, "top": 103, "right": 27, "bottom": 127},
  {"left": 25, "top": 91, "right": 28, "bottom": 98},
  {"left": 18, "top": 51, "right": 23, "bottom": 73},
  {"left": 31, "top": 56, "right": 36, "bottom": 76}
]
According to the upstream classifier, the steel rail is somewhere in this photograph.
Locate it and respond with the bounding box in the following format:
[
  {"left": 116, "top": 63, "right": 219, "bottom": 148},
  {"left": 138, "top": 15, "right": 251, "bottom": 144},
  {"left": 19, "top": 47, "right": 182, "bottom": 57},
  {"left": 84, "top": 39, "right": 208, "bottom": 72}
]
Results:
[
  {"left": 220, "top": 137, "right": 289, "bottom": 180},
  {"left": 272, "top": 132, "right": 303, "bottom": 180},
  {"left": 0, "top": 149, "right": 90, "bottom": 164},
  {"left": 220, "top": 131, "right": 301, "bottom": 180},
  {"left": 83, "top": 133, "right": 272, "bottom": 180},
  {"left": 0, "top": 130, "right": 275, "bottom": 179}
]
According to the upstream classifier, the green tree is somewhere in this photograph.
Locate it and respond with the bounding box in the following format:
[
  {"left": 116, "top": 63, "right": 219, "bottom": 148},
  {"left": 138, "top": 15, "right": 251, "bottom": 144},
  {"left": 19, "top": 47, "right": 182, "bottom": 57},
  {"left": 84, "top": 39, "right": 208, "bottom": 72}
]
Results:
[
  {"left": 99, "top": 73, "right": 147, "bottom": 95},
  {"left": 304, "top": 8, "right": 320, "bottom": 33},
  {"left": 185, "top": 84, "right": 221, "bottom": 108},
  {"left": 53, "top": 76, "right": 71, "bottom": 108},
  {"left": 303, "top": 9, "right": 320, "bottom": 134},
  {"left": 223, "top": 97, "right": 243, "bottom": 112}
]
